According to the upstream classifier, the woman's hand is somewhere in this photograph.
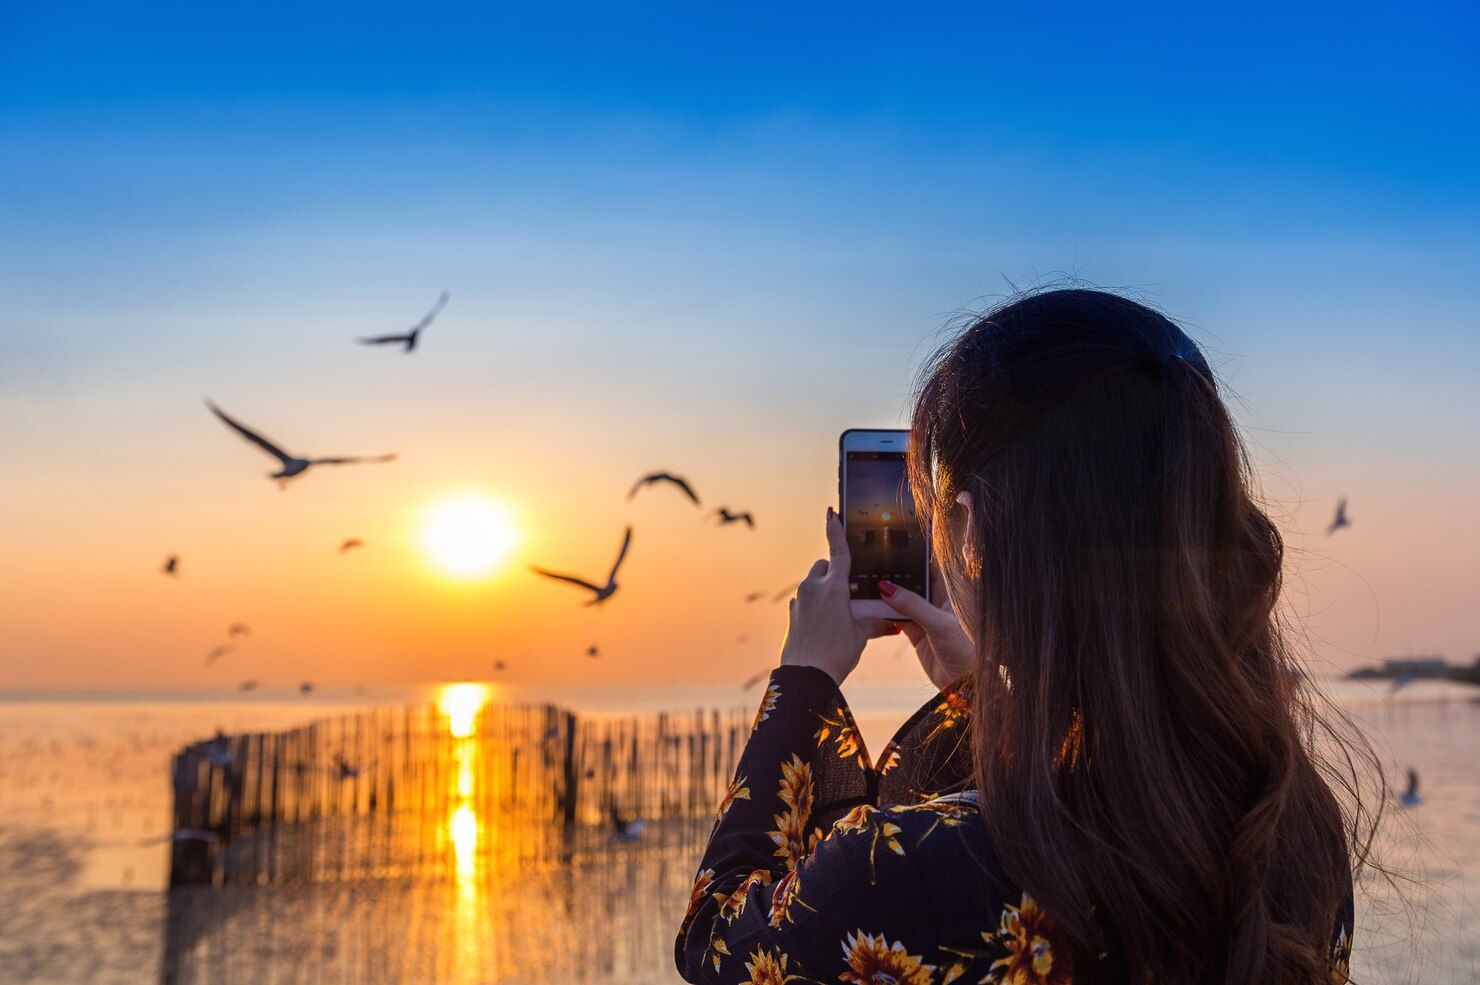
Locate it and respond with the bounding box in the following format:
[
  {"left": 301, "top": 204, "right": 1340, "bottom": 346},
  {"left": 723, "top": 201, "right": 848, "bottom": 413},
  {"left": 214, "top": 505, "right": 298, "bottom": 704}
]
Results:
[
  {"left": 779, "top": 508, "right": 896, "bottom": 685},
  {"left": 878, "top": 573, "right": 975, "bottom": 691}
]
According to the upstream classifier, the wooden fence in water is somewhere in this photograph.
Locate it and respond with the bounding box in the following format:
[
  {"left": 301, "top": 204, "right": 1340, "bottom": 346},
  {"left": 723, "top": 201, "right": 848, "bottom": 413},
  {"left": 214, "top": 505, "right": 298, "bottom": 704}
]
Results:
[{"left": 168, "top": 701, "right": 752, "bottom": 886}]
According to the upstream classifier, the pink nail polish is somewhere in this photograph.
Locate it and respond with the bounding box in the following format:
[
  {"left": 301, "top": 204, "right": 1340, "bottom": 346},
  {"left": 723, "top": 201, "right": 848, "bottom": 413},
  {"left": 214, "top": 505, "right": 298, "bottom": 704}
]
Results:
[{"left": 878, "top": 580, "right": 897, "bottom": 598}]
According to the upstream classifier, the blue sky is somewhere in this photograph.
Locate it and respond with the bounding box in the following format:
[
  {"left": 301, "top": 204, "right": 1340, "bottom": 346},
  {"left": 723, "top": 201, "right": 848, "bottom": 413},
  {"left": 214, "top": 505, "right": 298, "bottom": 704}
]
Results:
[{"left": 1, "top": 2, "right": 1477, "bottom": 685}]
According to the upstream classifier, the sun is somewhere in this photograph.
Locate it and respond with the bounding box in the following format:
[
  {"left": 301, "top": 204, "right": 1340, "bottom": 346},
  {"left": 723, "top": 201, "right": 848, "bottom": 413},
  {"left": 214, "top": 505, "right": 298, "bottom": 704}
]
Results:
[{"left": 421, "top": 496, "right": 518, "bottom": 580}]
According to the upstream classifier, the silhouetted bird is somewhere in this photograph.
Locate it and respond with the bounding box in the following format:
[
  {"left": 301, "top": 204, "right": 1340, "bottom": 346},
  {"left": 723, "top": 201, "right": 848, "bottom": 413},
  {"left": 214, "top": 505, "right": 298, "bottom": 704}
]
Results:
[
  {"left": 162, "top": 555, "right": 179, "bottom": 576},
  {"left": 204, "top": 645, "right": 233, "bottom": 665},
  {"left": 206, "top": 400, "right": 396, "bottom": 486},
  {"left": 1400, "top": 768, "right": 1422, "bottom": 807},
  {"left": 587, "top": 645, "right": 600, "bottom": 658},
  {"left": 740, "top": 670, "right": 769, "bottom": 691},
  {"left": 333, "top": 753, "right": 361, "bottom": 780},
  {"left": 338, "top": 538, "right": 364, "bottom": 553},
  {"left": 299, "top": 681, "right": 313, "bottom": 696},
  {"left": 609, "top": 804, "right": 646, "bottom": 842},
  {"left": 205, "top": 730, "right": 232, "bottom": 767},
  {"left": 227, "top": 623, "right": 250, "bottom": 638},
  {"left": 771, "top": 581, "right": 801, "bottom": 604},
  {"left": 628, "top": 472, "right": 700, "bottom": 506},
  {"left": 492, "top": 660, "right": 506, "bottom": 672},
  {"left": 713, "top": 507, "right": 755, "bottom": 528},
  {"left": 357, "top": 290, "right": 449, "bottom": 353},
  {"left": 744, "top": 591, "right": 765, "bottom": 603},
  {"left": 237, "top": 680, "right": 258, "bottom": 693},
  {"left": 1327, "top": 497, "right": 1351, "bottom": 535},
  {"left": 530, "top": 526, "right": 633, "bottom": 606}
]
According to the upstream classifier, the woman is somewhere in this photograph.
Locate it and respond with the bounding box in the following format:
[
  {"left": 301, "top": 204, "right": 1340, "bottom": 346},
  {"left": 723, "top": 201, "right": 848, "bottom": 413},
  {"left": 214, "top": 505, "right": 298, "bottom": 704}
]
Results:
[{"left": 676, "top": 289, "right": 1363, "bottom": 985}]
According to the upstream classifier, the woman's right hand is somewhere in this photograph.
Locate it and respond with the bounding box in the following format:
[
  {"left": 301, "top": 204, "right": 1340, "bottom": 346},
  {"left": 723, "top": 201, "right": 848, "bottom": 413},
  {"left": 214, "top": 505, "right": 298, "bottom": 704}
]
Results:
[{"left": 878, "top": 578, "right": 974, "bottom": 691}]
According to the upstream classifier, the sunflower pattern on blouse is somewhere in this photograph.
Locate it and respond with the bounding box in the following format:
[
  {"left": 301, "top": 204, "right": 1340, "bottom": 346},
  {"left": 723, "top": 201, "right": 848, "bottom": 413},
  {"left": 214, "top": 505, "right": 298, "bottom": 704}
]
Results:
[{"left": 675, "top": 664, "right": 1355, "bottom": 985}]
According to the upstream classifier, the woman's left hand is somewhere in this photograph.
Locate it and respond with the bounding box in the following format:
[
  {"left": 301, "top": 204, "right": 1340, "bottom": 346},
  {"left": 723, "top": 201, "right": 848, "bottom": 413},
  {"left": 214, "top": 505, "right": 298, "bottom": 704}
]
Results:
[{"left": 779, "top": 507, "right": 896, "bottom": 685}]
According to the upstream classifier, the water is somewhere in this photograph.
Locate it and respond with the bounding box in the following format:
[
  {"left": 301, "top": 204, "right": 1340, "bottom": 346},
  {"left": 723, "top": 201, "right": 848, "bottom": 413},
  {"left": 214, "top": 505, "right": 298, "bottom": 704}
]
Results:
[{"left": 0, "top": 680, "right": 1475, "bottom": 984}]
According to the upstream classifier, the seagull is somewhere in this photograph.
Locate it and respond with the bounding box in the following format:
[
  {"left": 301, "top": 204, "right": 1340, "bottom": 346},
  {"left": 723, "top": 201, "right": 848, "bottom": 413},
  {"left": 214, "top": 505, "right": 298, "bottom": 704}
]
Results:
[
  {"left": 204, "top": 644, "right": 233, "bottom": 665},
  {"left": 1326, "top": 497, "right": 1351, "bottom": 535},
  {"left": 713, "top": 507, "right": 755, "bottom": 528},
  {"left": 744, "top": 591, "right": 766, "bottom": 603},
  {"left": 1399, "top": 768, "right": 1422, "bottom": 807},
  {"left": 609, "top": 804, "right": 646, "bottom": 842},
  {"left": 227, "top": 623, "right": 250, "bottom": 638},
  {"left": 530, "top": 526, "right": 633, "bottom": 606},
  {"left": 298, "top": 681, "right": 313, "bottom": 696},
  {"left": 356, "top": 290, "right": 449, "bottom": 353},
  {"left": 205, "top": 400, "right": 397, "bottom": 486},
  {"left": 162, "top": 555, "right": 179, "bottom": 576},
  {"left": 338, "top": 538, "right": 364, "bottom": 553},
  {"left": 205, "top": 731, "right": 232, "bottom": 767},
  {"left": 771, "top": 581, "right": 801, "bottom": 604},
  {"left": 740, "top": 670, "right": 769, "bottom": 691},
  {"left": 237, "top": 679, "right": 259, "bottom": 693},
  {"left": 628, "top": 472, "right": 700, "bottom": 506},
  {"left": 586, "top": 645, "right": 600, "bottom": 658}
]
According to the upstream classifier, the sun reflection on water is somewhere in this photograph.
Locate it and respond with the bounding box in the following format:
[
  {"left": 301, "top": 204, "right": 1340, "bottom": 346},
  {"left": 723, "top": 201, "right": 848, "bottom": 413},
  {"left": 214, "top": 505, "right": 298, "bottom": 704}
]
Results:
[{"left": 438, "top": 683, "right": 489, "bottom": 738}]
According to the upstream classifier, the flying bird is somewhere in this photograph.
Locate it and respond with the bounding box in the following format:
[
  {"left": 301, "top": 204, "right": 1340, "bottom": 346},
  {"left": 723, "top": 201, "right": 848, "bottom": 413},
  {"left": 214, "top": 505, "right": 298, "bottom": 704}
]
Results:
[
  {"left": 771, "top": 581, "right": 802, "bottom": 604},
  {"left": 743, "top": 590, "right": 766, "bottom": 603},
  {"left": 206, "top": 400, "right": 396, "bottom": 486},
  {"left": 227, "top": 623, "right": 250, "bottom": 638},
  {"left": 530, "top": 526, "right": 633, "bottom": 606},
  {"left": 492, "top": 660, "right": 506, "bottom": 672},
  {"left": 713, "top": 507, "right": 755, "bottom": 528},
  {"left": 237, "top": 680, "right": 259, "bottom": 693},
  {"left": 586, "top": 644, "right": 600, "bottom": 658},
  {"left": 1326, "top": 497, "right": 1351, "bottom": 535},
  {"left": 333, "top": 753, "right": 362, "bottom": 780},
  {"left": 162, "top": 555, "right": 179, "bottom": 576},
  {"left": 204, "top": 645, "right": 233, "bottom": 665},
  {"left": 740, "top": 670, "right": 769, "bottom": 692},
  {"left": 356, "top": 290, "right": 449, "bottom": 353},
  {"left": 628, "top": 472, "right": 700, "bottom": 506},
  {"left": 338, "top": 538, "right": 364, "bottom": 553},
  {"left": 299, "top": 682, "right": 313, "bottom": 696}
]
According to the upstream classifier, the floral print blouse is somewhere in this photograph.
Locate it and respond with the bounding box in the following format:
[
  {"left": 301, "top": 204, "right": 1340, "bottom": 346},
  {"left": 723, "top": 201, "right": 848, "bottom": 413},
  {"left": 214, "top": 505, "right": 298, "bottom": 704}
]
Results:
[{"left": 675, "top": 665, "right": 1355, "bottom": 985}]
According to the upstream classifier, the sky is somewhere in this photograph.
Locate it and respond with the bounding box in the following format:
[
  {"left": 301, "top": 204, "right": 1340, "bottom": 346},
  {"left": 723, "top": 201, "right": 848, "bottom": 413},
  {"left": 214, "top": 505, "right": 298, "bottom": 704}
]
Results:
[{"left": 2, "top": 2, "right": 1477, "bottom": 689}]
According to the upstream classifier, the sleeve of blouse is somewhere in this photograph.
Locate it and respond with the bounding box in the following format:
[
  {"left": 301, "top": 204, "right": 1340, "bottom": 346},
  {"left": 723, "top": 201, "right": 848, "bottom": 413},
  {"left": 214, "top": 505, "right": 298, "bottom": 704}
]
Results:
[
  {"left": 676, "top": 802, "right": 943, "bottom": 984},
  {"left": 675, "top": 664, "right": 880, "bottom": 983}
]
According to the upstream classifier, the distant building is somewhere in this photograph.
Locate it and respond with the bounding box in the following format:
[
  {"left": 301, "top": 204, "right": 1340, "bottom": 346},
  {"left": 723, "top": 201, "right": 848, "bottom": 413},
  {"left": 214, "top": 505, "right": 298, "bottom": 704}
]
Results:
[{"left": 1347, "top": 657, "right": 1451, "bottom": 680}]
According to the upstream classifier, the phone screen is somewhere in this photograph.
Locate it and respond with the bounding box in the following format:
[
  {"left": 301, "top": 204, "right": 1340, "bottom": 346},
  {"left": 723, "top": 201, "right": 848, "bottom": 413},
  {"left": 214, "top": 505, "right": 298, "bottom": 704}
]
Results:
[{"left": 844, "top": 450, "right": 928, "bottom": 600}]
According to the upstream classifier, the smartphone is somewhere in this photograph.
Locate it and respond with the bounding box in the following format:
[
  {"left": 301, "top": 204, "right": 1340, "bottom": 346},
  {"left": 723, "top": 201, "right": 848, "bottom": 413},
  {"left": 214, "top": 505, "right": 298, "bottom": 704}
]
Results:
[{"left": 839, "top": 428, "right": 929, "bottom": 619}]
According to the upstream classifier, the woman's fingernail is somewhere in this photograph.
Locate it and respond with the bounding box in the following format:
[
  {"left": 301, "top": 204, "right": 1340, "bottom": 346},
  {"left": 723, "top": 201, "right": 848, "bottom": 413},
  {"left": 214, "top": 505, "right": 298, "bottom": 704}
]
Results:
[
  {"left": 879, "top": 580, "right": 897, "bottom": 598},
  {"left": 826, "top": 506, "right": 835, "bottom": 521}
]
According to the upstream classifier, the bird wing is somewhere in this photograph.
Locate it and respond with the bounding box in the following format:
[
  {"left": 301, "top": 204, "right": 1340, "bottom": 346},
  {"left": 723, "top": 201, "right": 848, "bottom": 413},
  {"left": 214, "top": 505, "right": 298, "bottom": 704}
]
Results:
[
  {"left": 408, "top": 290, "right": 450, "bottom": 335},
  {"left": 607, "top": 526, "right": 634, "bottom": 581},
  {"left": 530, "top": 567, "right": 604, "bottom": 594},
  {"left": 667, "top": 475, "right": 701, "bottom": 505},
  {"left": 627, "top": 474, "right": 656, "bottom": 499},
  {"left": 206, "top": 401, "right": 293, "bottom": 463},
  {"left": 311, "top": 454, "right": 397, "bottom": 466},
  {"left": 741, "top": 513, "right": 755, "bottom": 528},
  {"left": 1335, "top": 496, "right": 1348, "bottom": 518},
  {"left": 357, "top": 333, "right": 411, "bottom": 345}
]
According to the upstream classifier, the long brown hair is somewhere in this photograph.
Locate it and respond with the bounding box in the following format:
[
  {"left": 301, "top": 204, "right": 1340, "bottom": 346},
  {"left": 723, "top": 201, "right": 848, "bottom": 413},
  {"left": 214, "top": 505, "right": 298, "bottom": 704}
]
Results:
[{"left": 907, "top": 289, "right": 1378, "bottom": 984}]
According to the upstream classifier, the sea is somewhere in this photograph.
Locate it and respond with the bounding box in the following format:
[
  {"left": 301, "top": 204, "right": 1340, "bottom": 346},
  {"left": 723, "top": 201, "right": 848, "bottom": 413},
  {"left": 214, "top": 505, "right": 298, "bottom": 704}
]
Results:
[{"left": 0, "top": 678, "right": 1474, "bottom": 985}]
